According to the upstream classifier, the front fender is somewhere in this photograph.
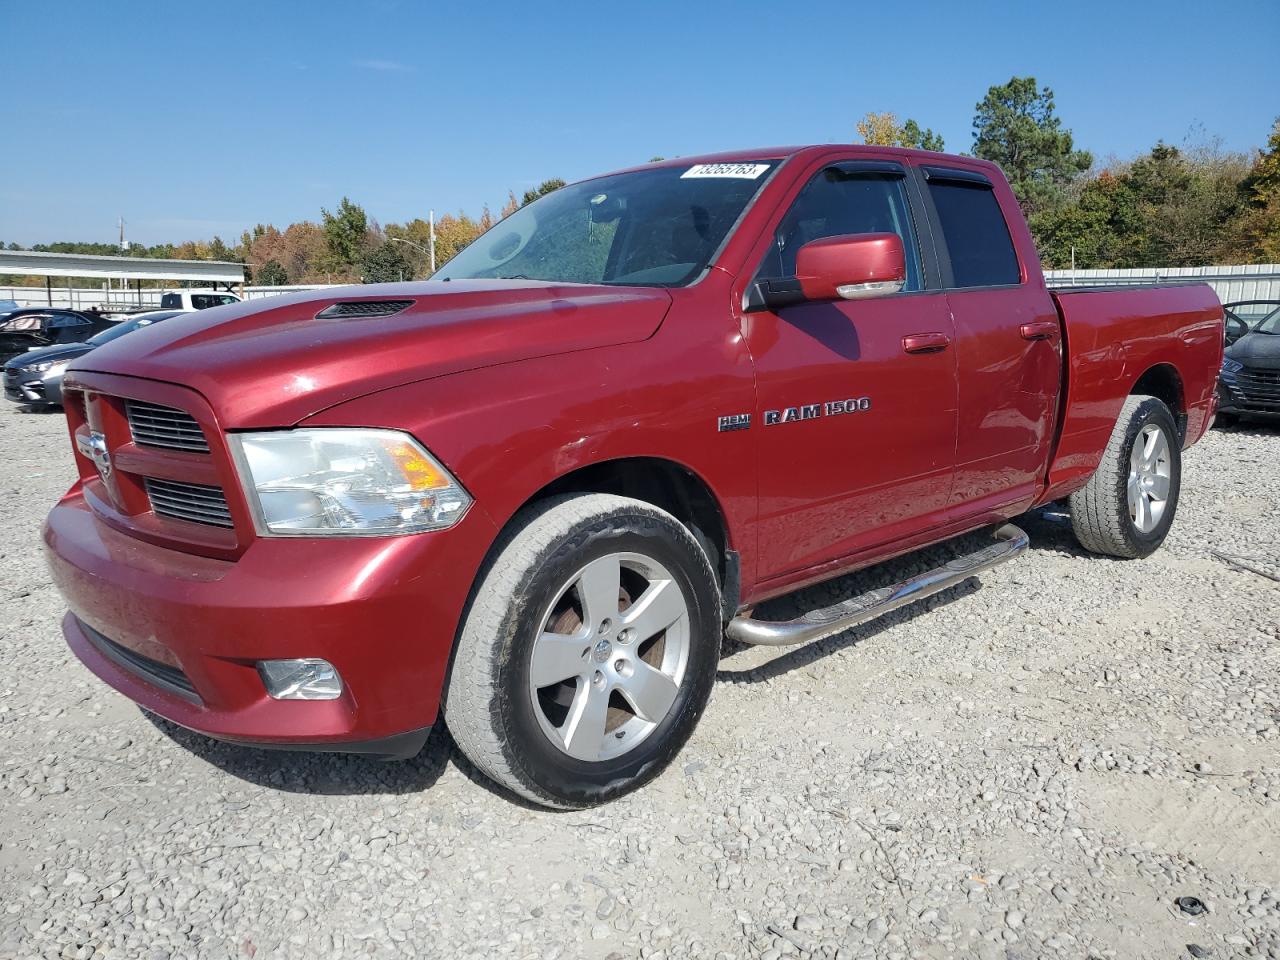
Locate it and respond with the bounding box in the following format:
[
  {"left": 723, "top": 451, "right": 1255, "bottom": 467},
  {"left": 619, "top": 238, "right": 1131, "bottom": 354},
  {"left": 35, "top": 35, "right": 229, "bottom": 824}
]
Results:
[{"left": 302, "top": 304, "right": 758, "bottom": 588}]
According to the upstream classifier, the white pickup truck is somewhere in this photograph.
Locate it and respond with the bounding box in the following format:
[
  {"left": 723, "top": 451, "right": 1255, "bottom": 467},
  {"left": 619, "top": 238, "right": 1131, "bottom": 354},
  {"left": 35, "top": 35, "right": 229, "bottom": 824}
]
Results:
[{"left": 158, "top": 290, "right": 241, "bottom": 310}]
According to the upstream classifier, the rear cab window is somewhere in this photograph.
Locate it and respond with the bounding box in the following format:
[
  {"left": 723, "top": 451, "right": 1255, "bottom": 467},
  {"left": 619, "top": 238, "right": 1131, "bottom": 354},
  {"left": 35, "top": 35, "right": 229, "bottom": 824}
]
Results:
[{"left": 922, "top": 167, "right": 1020, "bottom": 288}]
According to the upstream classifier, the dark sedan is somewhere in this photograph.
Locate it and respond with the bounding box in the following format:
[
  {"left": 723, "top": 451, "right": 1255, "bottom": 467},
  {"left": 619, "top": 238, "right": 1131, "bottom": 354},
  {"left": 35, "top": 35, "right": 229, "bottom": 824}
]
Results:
[
  {"left": 0, "top": 308, "right": 117, "bottom": 365},
  {"left": 1219, "top": 300, "right": 1280, "bottom": 422},
  {"left": 3, "top": 310, "right": 188, "bottom": 407}
]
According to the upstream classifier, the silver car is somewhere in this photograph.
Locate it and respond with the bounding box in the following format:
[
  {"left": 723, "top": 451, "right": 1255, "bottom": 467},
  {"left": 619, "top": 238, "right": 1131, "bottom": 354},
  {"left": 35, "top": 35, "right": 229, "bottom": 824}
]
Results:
[{"left": 3, "top": 309, "right": 189, "bottom": 407}]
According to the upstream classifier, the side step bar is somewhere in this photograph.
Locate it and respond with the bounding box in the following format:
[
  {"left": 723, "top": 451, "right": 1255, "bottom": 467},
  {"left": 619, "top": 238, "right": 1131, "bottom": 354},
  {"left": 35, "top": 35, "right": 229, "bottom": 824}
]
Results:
[{"left": 725, "top": 523, "right": 1029, "bottom": 647}]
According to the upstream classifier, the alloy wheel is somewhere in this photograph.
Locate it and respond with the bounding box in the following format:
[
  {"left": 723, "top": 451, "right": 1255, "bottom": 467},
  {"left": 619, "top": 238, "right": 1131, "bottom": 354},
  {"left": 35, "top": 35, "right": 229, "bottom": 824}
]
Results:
[
  {"left": 527, "top": 552, "right": 690, "bottom": 762},
  {"left": 1128, "top": 423, "right": 1171, "bottom": 534}
]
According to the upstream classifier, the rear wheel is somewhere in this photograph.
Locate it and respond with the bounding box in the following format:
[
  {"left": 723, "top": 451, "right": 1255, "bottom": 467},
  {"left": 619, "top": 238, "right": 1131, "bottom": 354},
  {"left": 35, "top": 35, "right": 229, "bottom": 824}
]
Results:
[
  {"left": 1069, "top": 394, "right": 1181, "bottom": 558},
  {"left": 444, "top": 493, "right": 721, "bottom": 808}
]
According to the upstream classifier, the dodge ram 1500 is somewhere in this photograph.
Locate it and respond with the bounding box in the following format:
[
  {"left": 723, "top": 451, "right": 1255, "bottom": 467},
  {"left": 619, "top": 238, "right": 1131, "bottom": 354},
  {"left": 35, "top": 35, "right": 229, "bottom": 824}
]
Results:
[{"left": 44, "top": 145, "right": 1223, "bottom": 808}]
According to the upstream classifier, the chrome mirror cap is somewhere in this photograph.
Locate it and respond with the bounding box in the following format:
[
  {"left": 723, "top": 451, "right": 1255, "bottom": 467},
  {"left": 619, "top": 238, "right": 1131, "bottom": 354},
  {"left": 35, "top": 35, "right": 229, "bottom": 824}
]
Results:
[{"left": 836, "top": 279, "right": 905, "bottom": 301}]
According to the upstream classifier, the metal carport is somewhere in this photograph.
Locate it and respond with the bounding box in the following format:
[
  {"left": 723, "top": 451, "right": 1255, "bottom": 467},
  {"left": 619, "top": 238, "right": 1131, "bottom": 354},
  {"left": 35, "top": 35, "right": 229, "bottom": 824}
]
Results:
[{"left": 0, "top": 249, "right": 246, "bottom": 308}]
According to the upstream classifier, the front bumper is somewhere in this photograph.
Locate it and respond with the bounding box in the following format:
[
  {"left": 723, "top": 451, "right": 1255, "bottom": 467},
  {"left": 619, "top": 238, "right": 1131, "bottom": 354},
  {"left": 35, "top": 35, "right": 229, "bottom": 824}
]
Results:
[
  {"left": 45, "top": 487, "right": 497, "bottom": 752},
  {"left": 3, "top": 368, "right": 62, "bottom": 405},
  {"left": 1218, "top": 376, "right": 1280, "bottom": 418}
]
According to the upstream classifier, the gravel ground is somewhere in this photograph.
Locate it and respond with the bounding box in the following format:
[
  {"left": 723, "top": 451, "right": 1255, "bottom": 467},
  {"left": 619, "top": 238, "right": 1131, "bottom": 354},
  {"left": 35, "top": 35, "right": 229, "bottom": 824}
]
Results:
[{"left": 1, "top": 401, "right": 1278, "bottom": 960}]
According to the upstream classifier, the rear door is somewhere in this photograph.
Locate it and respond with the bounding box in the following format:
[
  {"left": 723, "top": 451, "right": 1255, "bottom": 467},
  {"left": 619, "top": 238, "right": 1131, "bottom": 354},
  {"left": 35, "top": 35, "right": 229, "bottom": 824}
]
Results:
[
  {"left": 741, "top": 157, "right": 958, "bottom": 581},
  {"left": 47, "top": 312, "right": 94, "bottom": 345},
  {"left": 917, "top": 165, "right": 1061, "bottom": 514}
]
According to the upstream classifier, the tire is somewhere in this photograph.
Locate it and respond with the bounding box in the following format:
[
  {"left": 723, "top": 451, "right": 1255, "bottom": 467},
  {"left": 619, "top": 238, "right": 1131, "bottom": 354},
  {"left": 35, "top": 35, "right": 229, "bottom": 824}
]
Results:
[
  {"left": 444, "top": 493, "right": 721, "bottom": 808},
  {"left": 1069, "top": 394, "right": 1181, "bottom": 559}
]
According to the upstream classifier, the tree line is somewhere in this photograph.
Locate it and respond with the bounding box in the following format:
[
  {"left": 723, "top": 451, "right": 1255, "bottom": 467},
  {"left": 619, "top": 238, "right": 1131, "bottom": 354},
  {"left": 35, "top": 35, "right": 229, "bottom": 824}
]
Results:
[
  {"left": 857, "top": 77, "right": 1279, "bottom": 269},
  {"left": 0, "top": 178, "right": 567, "bottom": 288},
  {"left": 4, "top": 77, "right": 1278, "bottom": 287}
]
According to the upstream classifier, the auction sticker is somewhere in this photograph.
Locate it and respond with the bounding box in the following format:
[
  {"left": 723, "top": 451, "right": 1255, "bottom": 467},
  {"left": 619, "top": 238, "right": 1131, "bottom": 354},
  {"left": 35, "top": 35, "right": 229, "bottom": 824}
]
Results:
[{"left": 681, "top": 163, "right": 771, "bottom": 180}]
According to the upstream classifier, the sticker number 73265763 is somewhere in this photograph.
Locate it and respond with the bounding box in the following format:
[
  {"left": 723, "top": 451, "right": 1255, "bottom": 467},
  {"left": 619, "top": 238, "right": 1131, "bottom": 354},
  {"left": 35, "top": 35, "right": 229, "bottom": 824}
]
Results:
[{"left": 680, "top": 163, "right": 771, "bottom": 180}]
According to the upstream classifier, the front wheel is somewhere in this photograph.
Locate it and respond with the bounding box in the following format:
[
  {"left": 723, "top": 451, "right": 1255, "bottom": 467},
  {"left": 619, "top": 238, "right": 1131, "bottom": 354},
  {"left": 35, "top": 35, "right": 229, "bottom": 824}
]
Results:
[
  {"left": 444, "top": 493, "right": 721, "bottom": 808},
  {"left": 1069, "top": 394, "right": 1181, "bottom": 558}
]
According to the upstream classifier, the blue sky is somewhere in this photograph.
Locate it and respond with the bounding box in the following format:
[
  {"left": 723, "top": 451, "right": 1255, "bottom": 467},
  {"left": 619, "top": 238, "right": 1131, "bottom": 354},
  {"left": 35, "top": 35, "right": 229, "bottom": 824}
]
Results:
[{"left": 3, "top": 0, "right": 1277, "bottom": 246}]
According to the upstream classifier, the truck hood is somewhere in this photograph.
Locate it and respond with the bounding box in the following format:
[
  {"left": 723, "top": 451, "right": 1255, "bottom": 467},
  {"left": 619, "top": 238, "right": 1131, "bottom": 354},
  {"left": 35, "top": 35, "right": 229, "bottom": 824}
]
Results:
[{"left": 74, "top": 280, "right": 672, "bottom": 427}]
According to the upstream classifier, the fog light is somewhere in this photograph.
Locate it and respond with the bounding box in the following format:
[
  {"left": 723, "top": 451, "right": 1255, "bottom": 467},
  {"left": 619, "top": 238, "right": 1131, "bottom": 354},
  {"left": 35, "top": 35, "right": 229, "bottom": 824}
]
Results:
[{"left": 258, "top": 659, "right": 343, "bottom": 700}]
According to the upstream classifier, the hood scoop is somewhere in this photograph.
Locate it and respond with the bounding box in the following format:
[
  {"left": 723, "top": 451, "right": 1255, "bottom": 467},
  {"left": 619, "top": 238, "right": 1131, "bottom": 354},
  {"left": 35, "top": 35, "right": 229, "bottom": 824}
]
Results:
[{"left": 315, "top": 299, "right": 416, "bottom": 319}]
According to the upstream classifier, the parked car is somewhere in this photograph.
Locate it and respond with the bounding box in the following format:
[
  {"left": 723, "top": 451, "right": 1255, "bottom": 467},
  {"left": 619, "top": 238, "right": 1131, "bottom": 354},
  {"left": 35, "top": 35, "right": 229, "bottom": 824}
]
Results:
[
  {"left": 1219, "top": 300, "right": 1280, "bottom": 422},
  {"left": 44, "top": 145, "right": 1223, "bottom": 808},
  {"left": 4, "top": 310, "right": 189, "bottom": 407},
  {"left": 0, "top": 308, "right": 116, "bottom": 365},
  {"left": 159, "top": 290, "right": 241, "bottom": 310}
]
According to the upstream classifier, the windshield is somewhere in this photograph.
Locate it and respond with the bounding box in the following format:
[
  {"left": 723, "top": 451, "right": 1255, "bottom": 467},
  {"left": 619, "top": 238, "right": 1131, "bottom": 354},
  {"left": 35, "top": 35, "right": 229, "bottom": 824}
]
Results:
[
  {"left": 1257, "top": 308, "right": 1280, "bottom": 335},
  {"left": 435, "top": 161, "right": 780, "bottom": 287},
  {"left": 86, "top": 311, "right": 180, "bottom": 345}
]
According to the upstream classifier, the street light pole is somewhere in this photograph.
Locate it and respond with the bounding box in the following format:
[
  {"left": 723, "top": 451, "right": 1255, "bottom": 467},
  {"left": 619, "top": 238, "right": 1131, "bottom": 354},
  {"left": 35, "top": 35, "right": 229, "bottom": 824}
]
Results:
[
  {"left": 389, "top": 237, "right": 432, "bottom": 279},
  {"left": 429, "top": 209, "right": 436, "bottom": 274}
]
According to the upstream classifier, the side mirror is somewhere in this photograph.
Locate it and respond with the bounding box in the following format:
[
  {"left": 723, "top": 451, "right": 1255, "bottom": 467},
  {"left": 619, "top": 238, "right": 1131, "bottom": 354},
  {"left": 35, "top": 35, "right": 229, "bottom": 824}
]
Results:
[{"left": 795, "top": 233, "right": 906, "bottom": 302}]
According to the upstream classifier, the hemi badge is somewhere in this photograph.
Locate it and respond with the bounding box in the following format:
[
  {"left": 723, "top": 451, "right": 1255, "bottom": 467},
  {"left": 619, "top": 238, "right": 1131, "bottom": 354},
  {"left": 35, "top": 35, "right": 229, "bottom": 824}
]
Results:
[{"left": 717, "top": 413, "right": 751, "bottom": 433}]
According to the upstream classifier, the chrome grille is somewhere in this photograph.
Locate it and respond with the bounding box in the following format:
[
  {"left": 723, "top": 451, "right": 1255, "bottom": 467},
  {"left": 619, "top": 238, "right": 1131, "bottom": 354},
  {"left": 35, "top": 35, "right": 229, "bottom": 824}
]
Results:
[
  {"left": 145, "top": 477, "right": 233, "bottom": 527},
  {"left": 126, "top": 400, "right": 209, "bottom": 452}
]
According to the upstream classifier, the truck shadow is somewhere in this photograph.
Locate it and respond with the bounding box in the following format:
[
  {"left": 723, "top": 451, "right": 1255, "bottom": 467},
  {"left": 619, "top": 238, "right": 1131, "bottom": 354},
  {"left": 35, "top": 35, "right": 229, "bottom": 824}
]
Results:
[
  {"left": 144, "top": 709, "right": 556, "bottom": 808},
  {"left": 144, "top": 511, "right": 1078, "bottom": 800},
  {"left": 143, "top": 711, "right": 453, "bottom": 797},
  {"left": 717, "top": 508, "right": 1085, "bottom": 682}
]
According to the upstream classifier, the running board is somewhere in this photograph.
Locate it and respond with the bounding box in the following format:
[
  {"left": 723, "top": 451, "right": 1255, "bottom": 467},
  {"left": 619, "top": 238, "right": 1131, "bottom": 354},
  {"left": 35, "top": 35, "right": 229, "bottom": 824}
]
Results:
[{"left": 725, "top": 523, "right": 1029, "bottom": 647}]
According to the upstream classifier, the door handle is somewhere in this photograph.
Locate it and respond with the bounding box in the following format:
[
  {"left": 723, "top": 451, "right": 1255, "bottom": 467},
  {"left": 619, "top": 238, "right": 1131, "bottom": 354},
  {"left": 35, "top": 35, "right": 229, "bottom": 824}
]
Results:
[
  {"left": 1020, "top": 321, "right": 1059, "bottom": 341},
  {"left": 902, "top": 332, "right": 951, "bottom": 354}
]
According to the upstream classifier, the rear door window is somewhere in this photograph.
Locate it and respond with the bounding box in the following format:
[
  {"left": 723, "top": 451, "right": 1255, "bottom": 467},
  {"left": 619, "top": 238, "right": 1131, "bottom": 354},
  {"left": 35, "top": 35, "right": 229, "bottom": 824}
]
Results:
[
  {"left": 160, "top": 293, "right": 179, "bottom": 308},
  {"left": 924, "top": 173, "right": 1020, "bottom": 287},
  {"left": 47, "top": 313, "right": 88, "bottom": 328}
]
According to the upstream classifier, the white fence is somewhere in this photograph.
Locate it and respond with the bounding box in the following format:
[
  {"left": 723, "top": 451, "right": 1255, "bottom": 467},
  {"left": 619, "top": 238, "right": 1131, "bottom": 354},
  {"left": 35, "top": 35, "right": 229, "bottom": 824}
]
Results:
[
  {"left": 1044, "top": 263, "right": 1280, "bottom": 302},
  {"left": 7, "top": 263, "right": 1280, "bottom": 311},
  {"left": 0, "top": 284, "right": 341, "bottom": 310}
]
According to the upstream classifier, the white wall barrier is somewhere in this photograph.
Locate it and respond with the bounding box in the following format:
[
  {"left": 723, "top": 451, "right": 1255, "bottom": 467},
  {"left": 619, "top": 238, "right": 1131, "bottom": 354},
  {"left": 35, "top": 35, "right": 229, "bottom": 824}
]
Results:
[{"left": 6, "top": 263, "right": 1280, "bottom": 311}]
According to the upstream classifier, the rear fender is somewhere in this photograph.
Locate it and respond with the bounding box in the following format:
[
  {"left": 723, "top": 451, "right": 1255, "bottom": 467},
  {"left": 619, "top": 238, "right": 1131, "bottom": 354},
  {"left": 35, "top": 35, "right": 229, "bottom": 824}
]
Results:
[{"left": 1040, "top": 283, "right": 1223, "bottom": 503}]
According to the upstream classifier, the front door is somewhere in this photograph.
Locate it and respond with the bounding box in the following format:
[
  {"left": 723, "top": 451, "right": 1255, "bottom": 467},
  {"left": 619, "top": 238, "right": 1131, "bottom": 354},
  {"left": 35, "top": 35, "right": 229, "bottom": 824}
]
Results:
[{"left": 741, "top": 159, "right": 958, "bottom": 582}]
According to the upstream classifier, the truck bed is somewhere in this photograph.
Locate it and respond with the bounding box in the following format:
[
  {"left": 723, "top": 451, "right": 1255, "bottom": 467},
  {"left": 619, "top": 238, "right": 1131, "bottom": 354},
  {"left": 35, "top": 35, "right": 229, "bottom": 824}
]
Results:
[{"left": 1042, "top": 282, "right": 1224, "bottom": 501}]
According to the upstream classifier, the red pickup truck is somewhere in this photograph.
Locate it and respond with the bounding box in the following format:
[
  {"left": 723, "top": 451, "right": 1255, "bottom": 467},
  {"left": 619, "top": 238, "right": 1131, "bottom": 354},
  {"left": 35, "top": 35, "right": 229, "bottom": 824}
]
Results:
[{"left": 44, "top": 146, "right": 1223, "bottom": 808}]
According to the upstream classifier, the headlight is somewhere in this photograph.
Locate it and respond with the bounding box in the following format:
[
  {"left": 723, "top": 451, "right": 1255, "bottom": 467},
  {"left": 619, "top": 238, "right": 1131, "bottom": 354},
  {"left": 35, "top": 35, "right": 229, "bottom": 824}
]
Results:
[
  {"left": 1222, "top": 358, "right": 1243, "bottom": 376},
  {"left": 229, "top": 429, "right": 472, "bottom": 536},
  {"left": 30, "top": 360, "right": 68, "bottom": 375}
]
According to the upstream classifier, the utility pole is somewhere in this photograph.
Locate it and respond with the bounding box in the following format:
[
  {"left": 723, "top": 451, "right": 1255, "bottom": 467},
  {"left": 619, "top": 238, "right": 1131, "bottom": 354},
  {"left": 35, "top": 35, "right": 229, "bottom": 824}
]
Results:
[{"left": 429, "top": 209, "right": 436, "bottom": 274}]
